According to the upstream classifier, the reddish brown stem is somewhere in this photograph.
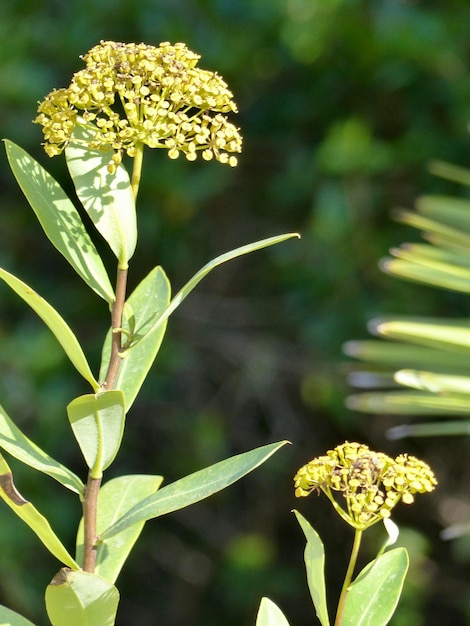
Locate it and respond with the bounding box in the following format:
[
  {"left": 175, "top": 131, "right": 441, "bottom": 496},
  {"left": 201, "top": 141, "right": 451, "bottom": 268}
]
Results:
[{"left": 81, "top": 476, "right": 102, "bottom": 572}]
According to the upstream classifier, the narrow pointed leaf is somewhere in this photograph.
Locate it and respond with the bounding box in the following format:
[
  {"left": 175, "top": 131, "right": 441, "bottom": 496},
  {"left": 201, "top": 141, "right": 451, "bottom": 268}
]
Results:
[
  {"left": 395, "top": 369, "right": 470, "bottom": 394},
  {"left": 371, "top": 318, "right": 470, "bottom": 353},
  {"left": 76, "top": 474, "right": 163, "bottom": 583},
  {"left": 381, "top": 257, "right": 470, "bottom": 294},
  {"left": 388, "top": 421, "right": 470, "bottom": 440},
  {"left": 4, "top": 140, "right": 114, "bottom": 303},
  {"left": 66, "top": 124, "right": 137, "bottom": 265},
  {"left": 342, "top": 548, "right": 408, "bottom": 626},
  {"left": 0, "top": 605, "right": 37, "bottom": 626},
  {"left": 46, "top": 569, "right": 119, "bottom": 626},
  {"left": 0, "top": 402, "right": 83, "bottom": 494},
  {"left": 416, "top": 195, "right": 470, "bottom": 231},
  {"left": 429, "top": 160, "right": 470, "bottom": 186},
  {"left": 346, "top": 390, "right": 470, "bottom": 415},
  {"left": 0, "top": 453, "right": 78, "bottom": 569},
  {"left": 67, "top": 391, "right": 126, "bottom": 477},
  {"left": 101, "top": 441, "right": 288, "bottom": 540},
  {"left": 99, "top": 266, "right": 171, "bottom": 410},
  {"left": 131, "top": 234, "right": 299, "bottom": 340},
  {"left": 394, "top": 210, "right": 470, "bottom": 248},
  {"left": 344, "top": 339, "right": 470, "bottom": 372},
  {"left": 293, "top": 510, "right": 330, "bottom": 626},
  {"left": 0, "top": 268, "right": 98, "bottom": 390},
  {"left": 256, "top": 597, "right": 290, "bottom": 626}
]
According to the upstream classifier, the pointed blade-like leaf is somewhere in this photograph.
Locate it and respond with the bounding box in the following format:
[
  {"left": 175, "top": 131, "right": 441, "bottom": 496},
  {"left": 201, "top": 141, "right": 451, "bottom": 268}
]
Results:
[
  {"left": 256, "top": 597, "right": 290, "bottom": 626},
  {"left": 0, "top": 268, "right": 98, "bottom": 390},
  {"left": 395, "top": 369, "right": 470, "bottom": 394},
  {"left": 101, "top": 441, "right": 289, "bottom": 540},
  {"left": 371, "top": 317, "right": 470, "bottom": 353},
  {"left": 130, "top": 234, "right": 299, "bottom": 340},
  {"left": 293, "top": 510, "right": 330, "bottom": 626},
  {"left": 76, "top": 474, "right": 163, "bottom": 583},
  {"left": 0, "top": 605, "right": 37, "bottom": 626},
  {"left": 67, "top": 391, "right": 126, "bottom": 478},
  {"left": 45, "top": 569, "right": 119, "bottom": 626},
  {"left": 388, "top": 421, "right": 470, "bottom": 439},
  {"left": 342, "top": 548, "right": 409, "bottom": 626},
  {"left": 4, "top": 140, "right": 114, "bottom": 303},
  {"left": 346, "top": 390, "right": 470, "bottom": 415},
  {"left": 99, "top": 266, "right": 171, "bottom": 410},
  {"left": 0, "top": 453, "right": 78, "bottom": 569},
  {"left": 66, "top": 124, "right": 137, "bottom": 266},
  {"left": 0, "top": 402, "right": 83, "bottom": 494}
]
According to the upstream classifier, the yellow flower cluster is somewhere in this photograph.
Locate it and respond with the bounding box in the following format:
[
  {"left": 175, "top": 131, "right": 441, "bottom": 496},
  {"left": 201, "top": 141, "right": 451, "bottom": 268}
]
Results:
[
  {"left": 35, "top": 41, "right": 242, "bottom": 168},
  {"left": 294, "top": 442, "right": 437, "bottom": 530}
]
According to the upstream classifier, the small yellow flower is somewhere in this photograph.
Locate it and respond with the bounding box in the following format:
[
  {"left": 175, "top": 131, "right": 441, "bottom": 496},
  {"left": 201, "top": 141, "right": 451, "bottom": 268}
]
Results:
[
  {"left": 294, "top": 441, "right": 437, "bottom": 530},
  {"left": 35, "top": 41, "right": 242, "bottom": 167}
]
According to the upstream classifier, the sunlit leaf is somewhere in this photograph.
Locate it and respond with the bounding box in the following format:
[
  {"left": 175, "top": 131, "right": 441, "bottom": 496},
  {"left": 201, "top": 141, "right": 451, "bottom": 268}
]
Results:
[
  {"left": 67, "top": 391, "right": 126, "bottom": 478},
  {"left": 100, "top": 441, "right": 289, "bottom": 540},
  {"left": 4, "top": 140, "right": 114, "bottom": 303},
  {"left": 131, "top": 234, "right": 299, "bottom": 340},
  {"left": 0, "top": 604, "right": 37, "bottom": 626},
  {"left": 346, "top": 390, "right": 470, "bottom": 415},
  {"left": 0, "top": 268, "right": 98, "bottom": 390},
  {"left": 388, "top": 421, "right": 470, "bottom": 440},
  {"left": 429, "top": 160, "right": 470, "bottom": 186},
  {"left": 0, "top": 453, "right": 78, "bottom": 569},
  {"left": 66, "top": 123, "right": 137, "bottom": 266},
  {"left": 395, "top": 369, "right": 470, "bottom": 394},
  {"left": 76, "top": 474, "right": 163, "bottom": 583},
  {"left": 256, "top": 597, "right": 290, "bottom": 626},
  {"left": 99, "top": 266, "right": 171, "bottom": 410},
  {"left": 370, "top": 317, "right": 470, "bottom": 353},
  {"left": 45, "top": 569, "right": 119, "bottom": 626},
  {"left": 342, "top": 548, "right": 408, "bottom": 626},
  {"left": 0, "top": 402, "right": 83, "bottom": 494},
  {"left": 293, "top": 510, "right": 330, "bottom": 626}
]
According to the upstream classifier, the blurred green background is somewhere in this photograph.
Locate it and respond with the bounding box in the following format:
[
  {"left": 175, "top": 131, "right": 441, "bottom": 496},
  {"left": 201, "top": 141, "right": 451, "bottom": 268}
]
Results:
[{"left": 2, "top": 1, "right": 470, "bottom": 624}]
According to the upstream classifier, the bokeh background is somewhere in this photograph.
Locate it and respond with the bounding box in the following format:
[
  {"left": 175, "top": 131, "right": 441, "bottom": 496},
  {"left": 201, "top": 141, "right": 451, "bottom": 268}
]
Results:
[{"left": 1, "top": 1, "right": 470, "bottom": 624}]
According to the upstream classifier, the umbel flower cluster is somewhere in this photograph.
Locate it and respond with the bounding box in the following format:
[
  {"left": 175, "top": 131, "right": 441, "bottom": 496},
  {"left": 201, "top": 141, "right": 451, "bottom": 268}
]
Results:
[
  {"left": 35, "top": 40, "right": 242, "bottom": 168},
  {"left": 294, "top": 441, "right": 437, "bottom": 530}
]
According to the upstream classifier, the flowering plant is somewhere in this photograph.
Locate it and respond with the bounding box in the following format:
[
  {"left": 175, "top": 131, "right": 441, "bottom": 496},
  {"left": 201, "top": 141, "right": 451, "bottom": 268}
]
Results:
[
  {"left": 0, "top": 41, "right": 297, "bottom": 626},
  {"left": 256, "top": 442, "right": 437, "bottom": 626}
]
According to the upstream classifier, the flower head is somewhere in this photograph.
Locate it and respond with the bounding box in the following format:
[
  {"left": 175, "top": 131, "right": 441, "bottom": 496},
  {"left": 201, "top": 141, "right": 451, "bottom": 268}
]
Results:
[
  {"left": 294, "top": 441, "right": 437, "bottom": 530},
  {"left": 35, "top": 41, "right": 242, "bottom": 168}
]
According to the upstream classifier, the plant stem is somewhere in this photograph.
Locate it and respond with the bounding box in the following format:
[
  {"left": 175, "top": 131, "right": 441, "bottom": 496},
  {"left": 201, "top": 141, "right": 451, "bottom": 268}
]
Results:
[
  {"left": 334, "top": 529, "right": 363, "bottom": 626},
  {"left": 82, "top": 475, "right": 102, "bottom": 572},
  {"left": 81, "top": 147, "right": 144, "bottom": 572}
]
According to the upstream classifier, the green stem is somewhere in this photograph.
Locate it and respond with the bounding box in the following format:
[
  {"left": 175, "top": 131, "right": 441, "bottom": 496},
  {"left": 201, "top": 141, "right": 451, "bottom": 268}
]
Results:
[
  {"left": 334, "top": 529, "right": 363, "bottom": 626},
  {"left": 81, "top": 147, "right": 144, "bottom": 572}
]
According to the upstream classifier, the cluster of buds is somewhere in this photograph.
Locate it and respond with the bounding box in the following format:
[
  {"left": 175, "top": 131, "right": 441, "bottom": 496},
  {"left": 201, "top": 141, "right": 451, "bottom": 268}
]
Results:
[
  {"left": 35, "top": 41, "right": 242, "bottom": 169},
  {"left": 294, "top": 441, "right": 437, "bottom": 530}
]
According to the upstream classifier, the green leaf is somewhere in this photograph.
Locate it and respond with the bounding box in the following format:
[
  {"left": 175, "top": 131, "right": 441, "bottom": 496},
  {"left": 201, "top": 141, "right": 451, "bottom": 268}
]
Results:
[
  {"left": 45, "top": 568, "right": 119, "bottom": 626},
  {"left": 394, "top": 209, "right": 470, "bottom": 249},
  {"left": 99, "top": 266, "right": 171, "bottom": 410},
  {"left": 65, "top": 124, "right": 137, "bottom": 266},
  {"left": 101, "top": 441, "right": 289, "bottom": 540},
  {"left": 256, "top": 597, "right": 290, "bottom": 626},
  {"left": 388, "top": 421, "right": 470, "bottom": 439},
  {"left": 76, "top": 474, "right": 163, "bottom": 583},
  {"left": 346, "top": 390, "right": 470, "bottom": 415},
  {"left": 395, "top": 369, "right": 470, "bottom": 394},
  {"left": 371, "top": 317, "right": 470, "bottom": 353},
  {"left": 0, "top": 453, "right": 78, "bottom": 569},
  {"left": 344, "top": 339, "right": 470, "bottom": 373},
  {"left": 0, "top": 402, "right": 83, "bottom": 494},
  {"left": 381, "top": 257, "right": 470, "bottom": 294},
  {"left": 416, "top": 195, "right": 470, "bottom": 231},
  {"left": 4, "top": 140, "right": 114, "bottom": 303},
  {"left": 67, "top": 391, "right": 126, "bottom": 478},
  {"left": 429, "top": 160, "right": 470, "bottom": 186},
  {"left": 293, "top": 510, "right": 330, "bottom": 626},
  {"left": 128, "top": 234, "right": 299, "bottom": 340},
  {"left": 342, "top": 548, "right": 409, "bottom": 626},
  {"left": 0, "top": 605, "right": 37, "bottom": 626},
  {"left": 0, "top": 267, "right": 98, "bottom": 390}
]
